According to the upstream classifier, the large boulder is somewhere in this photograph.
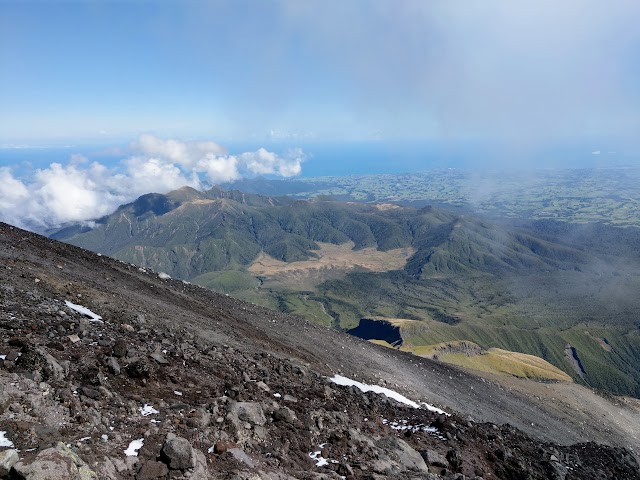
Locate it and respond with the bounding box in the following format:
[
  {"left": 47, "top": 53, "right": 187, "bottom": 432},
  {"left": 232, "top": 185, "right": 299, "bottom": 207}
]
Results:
[
  {"left": 0, "top": 449, "right": 19, "bottom": 476},
  {"left": 227, "top": 401, "right": 266, "bottom": 426},
  {"left": 162, "top": 435, "right": 196, "bottom": 470},
  {"left": 11, "top": 442, "right": 97, "bottom": 479},
  {"left": 136, "top": 460, "right": 169, "bottom": 480},
  {"left": 372, "top": 437, "right": 429, "bottom": 475}
]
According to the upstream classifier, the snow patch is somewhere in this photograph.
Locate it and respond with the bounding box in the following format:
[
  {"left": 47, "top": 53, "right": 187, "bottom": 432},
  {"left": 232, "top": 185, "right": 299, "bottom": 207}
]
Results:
[
  {"left": 139, "top": 404, "right": 159, "bottom": 416},
  {"left": 309, "top": 450, "right": 329, "bottom": 467},
  {"left": 382, "top": 418, "right": 445, "bottom": 439},
  {"left": 124, "top": 438, "right": 144, "bottom": 456},
  {"left": 174, "top": 391, "right": 183, "bottom": 396},
  {"left": 420, "top": 401, "right": 449, "bottom": 416},
  {"left": 330, "top": 374, "right": 448, "bottom": 415},
  {"left": 64, "top": 300, "right": 103, "bottom": 323},
  {"left": 273, "top": 393, "right": 282, "bottom": 398},
  {"left": 309, "top": 445, "right": 339, "bottom": 468},
  {"left": 0, "top": 355, "right": 6, "bottom": 360},
  {"left": 158, "top": 272, "right": 171, "bottom": 280},
  {"left": 0, "top": 431, "right": 14, "bottom": 447}
]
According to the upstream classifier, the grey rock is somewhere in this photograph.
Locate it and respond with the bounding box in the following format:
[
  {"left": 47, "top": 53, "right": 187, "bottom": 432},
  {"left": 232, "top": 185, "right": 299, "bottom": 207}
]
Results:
[
  {"left": 39, "top": 349, "right": 66, "bottom": 381},
  {"left": 113, "top": 339, "right": 127, "bottom": 358},
  {"left": 190, "top": 449, "right": 209, "bottom": 479},
  {"left": 228, "top": 401, "right": 266, "bottom": 426},
  {"left": 12, "top": 454, "right": 76, "bottom": 480},
  {"left": 446, "top": 449, "right": 462, "bottom": 473},
  {"left": 0, "top": 449, "right": 19, "bottom": 476},
  {"left": 5, "top": 350, "right": 19, "bottom": 362},
  {"left": 228, "top": 448, "right": 255, "bottom": 468},
  {"left": 162, "top": 436, "right": 196, "bottom": 470},
  {"left": 136, "top": 460, "right": 169, "bottom": 479},
  {"left": 81, "top": 387, "right": 101, "bottom": 399},
  {"left": 107, "top": 357, "right": 121, "bottom": 375},
  {"left": 273, "top": 406, "right": 296, "bottom": 423},
  {"left": 546, "top": 460, "right": 568, "bottom": 480},
  {"left": 422, "top": 449, "right": 449, "bottom": 468},
  {"left": 256, "top": 381, "right": 270, "bottom": 392},
  {"left": 35, "top": 424, "right": 60, "bottom": 444},
  {"left": 374, "top": 437, "right": 429, "bottom": 474},
  {"left": 150, "top": 353, "right": 169, "bottom": 365},
  {"left": 337, "top": 463, "right": 354, "bottom": 477},
  {"left": 12, "top": 442, "right": 97, "bottom": 479},
  {"left": 0, "top": 385, "right": 10, "bottom": 412}
]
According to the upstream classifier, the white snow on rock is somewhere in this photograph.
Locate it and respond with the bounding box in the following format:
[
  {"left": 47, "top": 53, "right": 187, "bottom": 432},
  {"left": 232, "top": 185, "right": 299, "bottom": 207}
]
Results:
[
  {"left": 309, "top": 450, "right": 329, "bottom": 467},
  {"left": 330, "top": 374, "right": 448, "bottom": 415},
  {"left": 139, "top": 404, "right": 159, "bottom": 416},
  {"left": 308, "top": 445, "right": 339, "bottom": 468},
  {"left": 383, "top": 418, "right": 445, "bottom": 439},
  {"left": 158, "top": 272, "right": 171, "bottom": 280},
  {"left": 64, "top": 300, "right": 103, "bottom": 323},
  {"left": 273, "top": 393, "right": 282, "bottom": 398},
  {"left": 124, "top": 438, "right": 144, "bottom": 456},
  {"left": 174, "top": 391, "right": 183, "bottom": 396},
  {"left": 0, "top": 355, "right": 6, "bottom": 360},
  {"left": 420, "top": 401, "right": 449, "bottom": 416},
  {"left": 0, "top": 431, "right": 14, "bottom": 447}
]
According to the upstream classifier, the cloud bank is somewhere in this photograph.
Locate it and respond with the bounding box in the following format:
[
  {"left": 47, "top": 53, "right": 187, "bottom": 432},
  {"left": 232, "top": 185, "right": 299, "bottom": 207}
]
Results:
[
  {"left": 0, "top": 135, "right": 305, "bottom": 231},
  {"left": 271, "top": 0, "right": 640, "bottom": 142}
]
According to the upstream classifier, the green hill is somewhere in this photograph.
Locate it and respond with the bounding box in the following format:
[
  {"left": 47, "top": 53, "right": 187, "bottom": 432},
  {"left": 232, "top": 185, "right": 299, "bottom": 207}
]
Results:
[{"left": 50, "top": 186, "right": 640, "bottom": 397}]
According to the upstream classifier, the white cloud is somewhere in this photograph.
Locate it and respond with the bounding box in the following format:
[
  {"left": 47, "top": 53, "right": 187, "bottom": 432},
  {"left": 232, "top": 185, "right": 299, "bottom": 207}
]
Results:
[
  {"left": 123, "top": 156, "right": 201, "bottom": 194},
  {"left": 240, "top": 147, "right": 304, "bottom": 177},
  {"left": 135, "top": 134, "right": 226, "bottom": 169},
  {"left": 197, "top": 154, "right": 241, "bottom": 183},
  {"left": 0, "top": 135, "right": 305, "bottom": 231}
]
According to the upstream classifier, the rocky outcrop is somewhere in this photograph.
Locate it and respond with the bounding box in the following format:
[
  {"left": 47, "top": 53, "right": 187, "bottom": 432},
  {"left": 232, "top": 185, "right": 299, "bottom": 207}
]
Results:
[{"left": 11, "top": 442, "right": 97, "bottom": 479}]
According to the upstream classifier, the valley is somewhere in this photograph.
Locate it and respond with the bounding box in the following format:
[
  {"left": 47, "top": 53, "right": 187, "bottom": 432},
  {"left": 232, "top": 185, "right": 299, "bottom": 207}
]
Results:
[{"left": 50, "top": 181, "right": 640, "bottom": 400}]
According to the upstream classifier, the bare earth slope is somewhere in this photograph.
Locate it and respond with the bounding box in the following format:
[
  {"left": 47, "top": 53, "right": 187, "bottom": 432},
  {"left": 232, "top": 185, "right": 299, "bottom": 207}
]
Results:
[{"left": 1, "top": 222, "right": 639, "bottom": 479}]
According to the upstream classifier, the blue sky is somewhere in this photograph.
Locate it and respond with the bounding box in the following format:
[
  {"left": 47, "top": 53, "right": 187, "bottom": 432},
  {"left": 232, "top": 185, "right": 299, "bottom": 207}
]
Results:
[
  {"left": 2, "top": 0, "right": 640, "bottom": 144},
  {"left": 1, "top": 1, "right": 640, "bottom": 230}
]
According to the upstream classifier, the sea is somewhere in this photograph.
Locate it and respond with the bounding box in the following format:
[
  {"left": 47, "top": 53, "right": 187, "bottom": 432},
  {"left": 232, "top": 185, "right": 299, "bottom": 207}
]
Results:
[{"left": 0, "top": 139, "right": 632, "bottom": 181}]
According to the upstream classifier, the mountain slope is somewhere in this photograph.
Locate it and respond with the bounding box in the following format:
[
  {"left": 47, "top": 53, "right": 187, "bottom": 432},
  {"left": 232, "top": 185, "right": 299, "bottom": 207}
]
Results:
[
  {"left": 1, "top": 222, "right": 640, "bottom": 479},
  {"left": 48, "top": 187, "right": 640, "bottom": 397}
]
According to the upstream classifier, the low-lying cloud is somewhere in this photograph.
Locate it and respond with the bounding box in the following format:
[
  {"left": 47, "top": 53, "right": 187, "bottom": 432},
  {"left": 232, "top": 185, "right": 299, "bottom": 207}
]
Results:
[{"left": 0, "top": 135, "right": 305, "bottom": 231}]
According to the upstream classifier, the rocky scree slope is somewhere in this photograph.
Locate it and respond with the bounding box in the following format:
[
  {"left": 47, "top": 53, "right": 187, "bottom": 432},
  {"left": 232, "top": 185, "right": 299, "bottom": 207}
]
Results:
[{"left": 0, "top": 222, "right": 638, "bottom": 479}]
